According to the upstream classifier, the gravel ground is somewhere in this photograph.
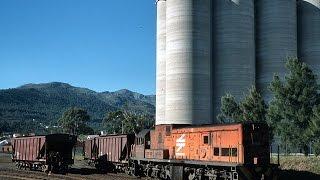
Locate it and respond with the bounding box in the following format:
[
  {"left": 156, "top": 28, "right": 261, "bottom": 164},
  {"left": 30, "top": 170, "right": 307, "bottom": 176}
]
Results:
[{"left": 0, "top": 153, "right": 140, "bottom": 180}]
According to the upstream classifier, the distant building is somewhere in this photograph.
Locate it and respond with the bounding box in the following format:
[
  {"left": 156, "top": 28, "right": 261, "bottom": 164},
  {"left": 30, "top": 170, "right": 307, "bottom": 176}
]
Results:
[{"left": 1, "top": 144, "right": 12, "bottom": 153}]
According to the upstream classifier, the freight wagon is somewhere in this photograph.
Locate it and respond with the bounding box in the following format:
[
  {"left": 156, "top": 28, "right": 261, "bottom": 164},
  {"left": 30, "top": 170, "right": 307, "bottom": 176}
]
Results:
[
  {"left": 84, "top": 134, "right": 135, "bottom": 172},
  {"left": 12, "top": 134, "right": 77, "bottom": 173}
]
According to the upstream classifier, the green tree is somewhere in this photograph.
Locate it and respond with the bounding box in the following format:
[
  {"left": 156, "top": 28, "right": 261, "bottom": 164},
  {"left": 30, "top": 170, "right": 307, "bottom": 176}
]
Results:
[
  {"left": 240, "top": 86, "right": 268, "bottom": 122},
  {"left": 122, "top": 112, "right": 154, "bottom": 134},
  {"left": 217, "top": 94, "right": 242, "bottom": 123},
  {"left": 268, "top": 58, "right": 320, "bottom": 155},
  {"left": 103, "top": 111, "right": 124, "bottom": 134},
  {"left": 308, "top": 106, "right": 320, "bottom": 156},
  {"left": 103, "top": 110, "right": 154, "bottom": 135},
  {"left": 218, "top": 86, "right": 267, "bottom": 124},
  {"left": 58, "top": 107, "right": 91, "bottom": 135}
]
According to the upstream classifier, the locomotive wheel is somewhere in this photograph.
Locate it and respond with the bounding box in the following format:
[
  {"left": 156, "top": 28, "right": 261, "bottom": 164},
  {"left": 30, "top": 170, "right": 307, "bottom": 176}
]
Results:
[
  {"left": 131, "top": 163, "right": 138, "bottom": 176},
  {"left": 188, "top": 172, "right": 196, "bottom": 180},
  {"left": 59, "top": 165, "right": 68, "bottom": 175},
  {"left": 164, "top": 174, "right": 171, "bottom": 180},
  {"left": 145, "top": 167, "right": 152, "bottom": 177}
]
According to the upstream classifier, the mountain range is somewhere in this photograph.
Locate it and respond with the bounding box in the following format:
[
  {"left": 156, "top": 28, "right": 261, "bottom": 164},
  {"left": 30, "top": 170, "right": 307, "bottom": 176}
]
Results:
[{"left": 0, "top": 82, "right": 155, "bottom": 126}]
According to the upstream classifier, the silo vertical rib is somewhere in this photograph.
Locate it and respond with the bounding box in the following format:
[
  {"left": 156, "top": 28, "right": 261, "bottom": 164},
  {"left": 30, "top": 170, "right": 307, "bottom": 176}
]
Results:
[
  {"left": 256, "top": 0, "right": 297, "bottom": 101},
  {"left": 165, "top": 0, "right": 212, "bottom": 125},
  {"left": 298, "top": 0, "right": 320, "bottom": 74},
  {"left": 156, "top": 0, "right": 166, "bottom": 125},
  {"left": 212, "top": 0, "right": 255, "bottom": 119}
]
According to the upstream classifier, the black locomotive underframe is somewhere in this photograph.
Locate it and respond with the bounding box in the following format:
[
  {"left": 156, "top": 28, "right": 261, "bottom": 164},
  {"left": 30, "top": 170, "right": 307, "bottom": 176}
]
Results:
[{"left": 129, "top": 158, "right": 278, "bottom": 180}]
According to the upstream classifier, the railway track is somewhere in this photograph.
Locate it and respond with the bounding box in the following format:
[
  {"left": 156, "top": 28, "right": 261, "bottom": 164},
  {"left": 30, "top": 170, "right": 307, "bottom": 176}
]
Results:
[
  {"left": 0, "top": 153, "right": 139, "bottom": 180},
  {"left": 0, "top": 168, "right": 140, "bottom": 180},
  {"left": 0, "top": 174, "right": 37, "bottom": 180}
]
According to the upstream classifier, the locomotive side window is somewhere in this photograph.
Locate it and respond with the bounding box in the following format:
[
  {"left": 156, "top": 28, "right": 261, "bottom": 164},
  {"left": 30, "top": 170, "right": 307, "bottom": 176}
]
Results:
[
  {"left": 231, "top": 148, "right": 237, "bottom": 157},
  {"left": 158, "top": 133, "right": 163, "bottom": 143},
  {"left": 221, "top": 148, "right": 238, "bottom": 157},
  {"left": 136, "top": 138, "right": 145, "bottom": 145},
  {"left": 165, "top": 126, "right": 171, "bottom": 136},
  {"left": 214, "top": 147, "right": 219, "bottom": 156},
  {"left": 221, "top": 148, "right": 229, "bottom": 156},
  {"left": 203, "top": 135, "right": 209, "bottom": 144}
]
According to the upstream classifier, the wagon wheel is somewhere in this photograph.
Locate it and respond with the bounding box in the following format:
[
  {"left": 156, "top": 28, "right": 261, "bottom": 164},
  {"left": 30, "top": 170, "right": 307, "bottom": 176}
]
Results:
[
  {"left": 42, "top": 165, "right": 49, "bottom": 173},
  {"left": 17, "top": 163, "right": 22, "bottom": 169},
  {"left": 28, "top": 163, "right": 33, "bottom": 171}
]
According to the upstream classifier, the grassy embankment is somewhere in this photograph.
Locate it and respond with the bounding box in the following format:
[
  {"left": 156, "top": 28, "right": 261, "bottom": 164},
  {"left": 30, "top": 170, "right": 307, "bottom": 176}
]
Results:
[
  {"left": 272, "top": 155, "right": 320, "bottom": 174},
  {"left": 271, "top": 155, "right": 320, "bottom": 179}
]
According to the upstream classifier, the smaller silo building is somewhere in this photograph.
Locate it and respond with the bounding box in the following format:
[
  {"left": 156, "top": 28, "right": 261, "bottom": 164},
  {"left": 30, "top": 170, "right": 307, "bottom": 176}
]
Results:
[
  {"left": 256, "top": 0, "right": 298, "bottom": 101},
  {"left": 212, "top": 0, "right": 256, "bottom": 119},
  {"left": 298, "top": 0, "right": 320, "bottom": 74}
]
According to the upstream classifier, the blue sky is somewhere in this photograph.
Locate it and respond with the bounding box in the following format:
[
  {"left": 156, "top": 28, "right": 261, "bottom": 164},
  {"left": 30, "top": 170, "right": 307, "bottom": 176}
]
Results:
[{"left": 0, "top": 0, "right": 156, "bottom": 95}]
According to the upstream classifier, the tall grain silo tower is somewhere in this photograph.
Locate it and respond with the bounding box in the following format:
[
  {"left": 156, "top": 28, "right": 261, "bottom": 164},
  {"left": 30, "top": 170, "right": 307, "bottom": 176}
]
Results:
[
  {"left": 256, "top": 0, "right": 297, "bottom": 101},
  {"left": 212, "top": 0, "right": 255, "bottom": 119},
  {"left": 156, "top": 0, "right": 166, "bottom": 125},
  {"left": 165, "top": 0, "right": 212, "bottom": 125},
  {"left": 298, "top": 0, "right": 320, "bottom": 73}
]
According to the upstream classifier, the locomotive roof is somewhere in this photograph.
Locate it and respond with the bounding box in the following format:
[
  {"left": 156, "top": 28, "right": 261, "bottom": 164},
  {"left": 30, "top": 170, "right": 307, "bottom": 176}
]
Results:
[
  {"left": 156, "top": 122, "right": 268, "bottom": 129},
  {"left": 136, "top": 129, "right": 150, "bottom": 138}
]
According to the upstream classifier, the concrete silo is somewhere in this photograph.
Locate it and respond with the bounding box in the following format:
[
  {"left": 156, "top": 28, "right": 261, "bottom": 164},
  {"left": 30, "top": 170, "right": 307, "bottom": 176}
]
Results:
[
  {"left": 156, "top": 0, "right": 166, "bottom": 125},
  {"left": 212, "top": 0, "right": 255, "bottom": 119},
  {"left": 298, "top": 0, "right": 320, "bottom": 73},
  {"left": 165, "top": 0, "right": 212, "bottom": 125},
  {"left": 256, "top": 0, "right": 297, "bottom": 101}
]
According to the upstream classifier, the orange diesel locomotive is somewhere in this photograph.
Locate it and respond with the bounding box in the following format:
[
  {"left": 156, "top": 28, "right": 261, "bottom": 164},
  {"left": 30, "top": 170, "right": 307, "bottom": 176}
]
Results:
[{"left": 130, "top": 122, "right": 277, "bottom": 180}]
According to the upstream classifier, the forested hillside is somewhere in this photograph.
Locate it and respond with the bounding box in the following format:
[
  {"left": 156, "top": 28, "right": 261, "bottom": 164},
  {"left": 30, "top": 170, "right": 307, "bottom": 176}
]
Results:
[{"left": 0, "top": 82, "right": 155, "bottom": 133}]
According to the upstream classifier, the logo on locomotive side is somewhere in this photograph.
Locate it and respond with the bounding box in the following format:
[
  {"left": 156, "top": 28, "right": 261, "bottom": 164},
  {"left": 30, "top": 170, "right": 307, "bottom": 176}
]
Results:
[{"left": 176, "top": 134, "right": 186, "bottom": 156}]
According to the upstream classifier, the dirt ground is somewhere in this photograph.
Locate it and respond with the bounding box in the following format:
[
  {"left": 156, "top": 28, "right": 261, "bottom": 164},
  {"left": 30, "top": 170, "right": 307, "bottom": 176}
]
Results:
[{"left": 0, "top": 153, "right": 139, "bottom": 180}]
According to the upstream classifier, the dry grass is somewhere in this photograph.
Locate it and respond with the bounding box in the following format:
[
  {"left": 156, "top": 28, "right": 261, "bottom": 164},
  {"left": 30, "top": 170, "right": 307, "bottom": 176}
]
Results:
[
  {"left": 272, "top": 155, "right": 320, "bottom": 175},
  {"left": 0, "top": 153, "right": 12, "bottom": 163},
  {"left": 74, "top": 153, "right": 84, "bottom": 161}
]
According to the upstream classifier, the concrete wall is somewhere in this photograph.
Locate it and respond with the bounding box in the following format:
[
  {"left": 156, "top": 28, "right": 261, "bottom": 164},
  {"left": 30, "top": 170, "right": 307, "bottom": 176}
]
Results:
[
  {"left": 298, "top": 0, "right": 320, "bottom": 74},
  {"left": 256, "top": 0, "right": 297, "bottom": 101},
  {"left": 165, "top": 0, "right": 212, "bottom": 125},
  {"left": 156, "top": 0, "right": 166, "bottom": 125},
  {"left": 212, "top": 0, "right": 256, "bottom": 119}
]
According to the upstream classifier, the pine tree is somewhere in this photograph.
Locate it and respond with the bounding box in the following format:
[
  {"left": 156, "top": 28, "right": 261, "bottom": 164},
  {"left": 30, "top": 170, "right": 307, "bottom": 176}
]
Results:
[
  {"left": 268, "top": 58, "right": 320, "bottom": 154},
  {"left": 218, "top": 94, "right": 242, "bottom": 123},
  {"left": 240, "top": 86, "right": 267, "bottom": 122},
  {"left": 308, "top": 106, "right": 320, "bottom": 156},
  {"left": 218, "top": 86, "right": 267, "bottom": 123}
]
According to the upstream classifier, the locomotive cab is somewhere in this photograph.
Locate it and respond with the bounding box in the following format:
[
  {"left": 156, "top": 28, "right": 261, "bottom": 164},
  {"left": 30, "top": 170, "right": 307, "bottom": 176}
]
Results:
[
  {"left": 243, "top": 123, "right": 270, "bottom": 165},
  {"left": 132, "top": 129, "right": 150, "bottom": 159}
]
